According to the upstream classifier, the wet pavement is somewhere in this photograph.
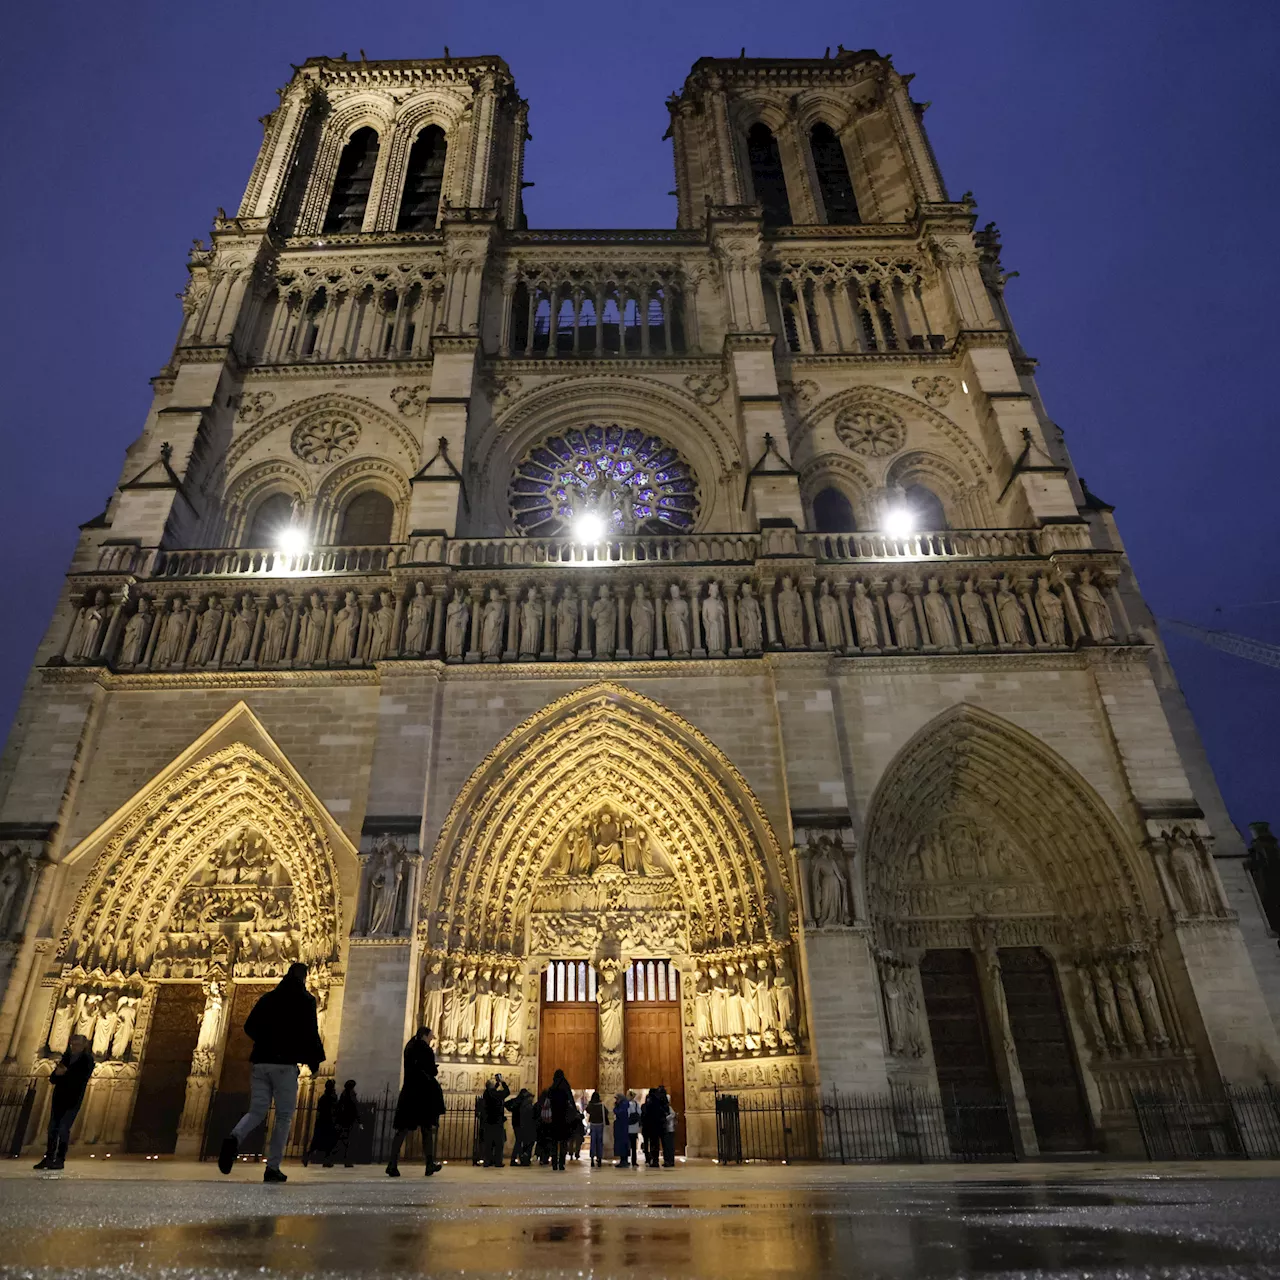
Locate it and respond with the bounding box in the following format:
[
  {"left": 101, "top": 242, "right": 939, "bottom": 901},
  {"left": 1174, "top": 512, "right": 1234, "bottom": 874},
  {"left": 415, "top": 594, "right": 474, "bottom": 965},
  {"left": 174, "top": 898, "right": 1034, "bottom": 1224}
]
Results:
[{"left": 0, "top": 1160, "right": 1278, "bottom": 1278}]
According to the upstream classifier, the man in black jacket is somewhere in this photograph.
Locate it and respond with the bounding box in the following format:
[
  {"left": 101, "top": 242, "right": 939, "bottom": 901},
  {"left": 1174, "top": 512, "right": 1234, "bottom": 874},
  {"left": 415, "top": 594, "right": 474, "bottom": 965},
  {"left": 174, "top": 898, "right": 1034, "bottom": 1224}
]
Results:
[
  {"left": 479, "top": 1074, "right": 510, "bottom": 1167},
  {"left": 33, "top": 1034, "right": 94, "bottom": 1171},
  {"left": 218, "top": 963, "right": 325, "bottom": 1183},
  {"left": 385, "top": 1027, "right": 446, "bottom": 1177}
]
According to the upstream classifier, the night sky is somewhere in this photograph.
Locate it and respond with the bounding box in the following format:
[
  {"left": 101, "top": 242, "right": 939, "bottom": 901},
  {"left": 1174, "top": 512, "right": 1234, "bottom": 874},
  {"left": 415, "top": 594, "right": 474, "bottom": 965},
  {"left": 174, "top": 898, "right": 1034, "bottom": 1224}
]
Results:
[{"left": 2, "top": 1, "right": 1276, "bottom": 834}]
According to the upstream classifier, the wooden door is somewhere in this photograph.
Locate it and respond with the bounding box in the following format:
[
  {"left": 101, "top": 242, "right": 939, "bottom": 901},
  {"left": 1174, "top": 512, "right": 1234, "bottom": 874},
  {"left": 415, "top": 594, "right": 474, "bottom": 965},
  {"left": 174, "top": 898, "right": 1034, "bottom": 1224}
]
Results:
[
  {"left": 202, "top": 983, "right": 269, "bottom": 1157},
  {"left": 126, "top": 983, "right": 203, "bottom": 1153},
  {"left": 624, "top": 960, "right": 685, "bottom": 1152},
  {"left": 919, "top": 949, "right": 1002, "bottom": 1102},
  {"left": 538, "top": 961, "right": 598, "bottom": 1095},
  {"left": 1000, "top": 947, "right": 1093, "bottom": 1151}
]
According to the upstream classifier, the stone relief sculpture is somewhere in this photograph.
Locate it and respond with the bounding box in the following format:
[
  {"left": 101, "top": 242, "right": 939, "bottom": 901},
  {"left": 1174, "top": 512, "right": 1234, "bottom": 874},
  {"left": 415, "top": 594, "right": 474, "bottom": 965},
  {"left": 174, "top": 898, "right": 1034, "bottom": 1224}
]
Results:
[
  {"left": 366, "top": 840, "right": 406, "bottom": 935},
  {"left": 153, "top": 596, "right": 190, "bottom": 668},
  {"left": 1075, "top": 569, "right": 1115, "bottom": 642},
  {"left": 1167, "top": 833, "right": 1214, "bottom": 916},
  {"left": 445, "top": 587, "right": 470, "bottom": 660},
  {"left": 1035, "top": 577, "right": 1066, "bottom": 646},
  {"left": 702, "top": 582, "right": 727, "bottom": 656},
  {"left": 118, "top": 599, "right": 153, "bottom": 668},
  {"left": 630, "top": 584, "right": 654, "bottom": 657},
  {"left": 591, "top": 585, "right": 615, "bottom": 658},
  {"left": 556, "top": 587, "right": 579, "bottom": 656},
  {"left": 296, "top": 591, "right": 326, "bottom": 664},
  {"left": 48, "top": 987, "right": 78, "bottom": 1055},
  {"left": 851, "top": 580, "right": 879, "bottom": 649},
  {"left": 996, "top": 576, "right": 1029, "bottom": 646},
  {"left": 665, "top": 584, "right": 691, "bottom": 656},
  {"left": 70, "top": 591, "right": 110, "bottom": 662},
  {"left": 777, "top": 576, "right": 805, "bottom": 648},
  {"left": 960, "top": 580, "right": 993, "bottom": 646},
  {"left": 329, "top": 591, "right": 360, "bottom": 663},
  {"left": 1130, "top": 953, "right": 1169, "bottom": 1048},
  {"left": 886, "top": 577, "right": 918, "bottom": 649},
  {"left": 110, "top": 997, "right": 138, "bottom": 1060},
  {"left": 809, "top": 835, "right": 851, "bottom": 927},
  {"left": 598, "top": 974, "right": 623, "bottom": 1054},
  {"left": 737, "top": 582, "right": 763, "bottom": 653},
  {"left": 422, "top": 958, "right": 445, "bottom": 1036},
  {"left": 190, "top": 596, "right": 223, "bottom": 667},
  {"left": 480, "top": 588, "right": 506, "bottom": 659},
  {"left": 815, "top": 580, "right": 842, "bottom": 649},
  {"left": 543, "top": 807, "right": 666, "bottom": 879},
  {"left": 518, "top": 586, "right": 541, "bottom": 658},
  {"left": 923, "top": 578, "right": 956, "bottom": 648},
  {"left": 403, "top": 581, "right": 432, "bottom": 654},
  {"left": 878, "top": 952, "right": 925, "bottom": 1058},
  {"left": 260, "top": 592, "right": 292, "bottom": 663},
  {"left": 223, "top": 594, "right": 256, "bottom": 666}
]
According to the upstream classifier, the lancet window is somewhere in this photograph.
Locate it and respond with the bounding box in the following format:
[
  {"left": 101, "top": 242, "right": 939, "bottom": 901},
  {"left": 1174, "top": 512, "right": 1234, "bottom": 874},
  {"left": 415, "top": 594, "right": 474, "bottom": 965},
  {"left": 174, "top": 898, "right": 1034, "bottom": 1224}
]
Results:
[
  {"left": 322, "top": 127, "right": 381, "bottom": 236},
  {"left": 245, "top": 492, "right": 296, "bottom": 548},
  {"left": 812, "top": 486, "right": 857, "bottom": 534},
  {"left": 506, "top": 274, "right": 683, "bottom": 358},
  {"left": 544, "top": 960, "right": 598, "bottom": 1002},
  {"left": 625, "top": 959, "right": 678, "bottom": 1001},
  {"left": 901, "top": 483, "right": 948, "bottom": 531},
  {"left": 746, "top": 123, "right": 792, "bottom": 226},
  {"left": 809, "top": 122, "right": 860, "bottom": 224},
  {"left": 337, "top": 491, "right": 395, "bottom": 545},
  {"left": 396, "top": 125, "right": 447, "bottom": 232}
]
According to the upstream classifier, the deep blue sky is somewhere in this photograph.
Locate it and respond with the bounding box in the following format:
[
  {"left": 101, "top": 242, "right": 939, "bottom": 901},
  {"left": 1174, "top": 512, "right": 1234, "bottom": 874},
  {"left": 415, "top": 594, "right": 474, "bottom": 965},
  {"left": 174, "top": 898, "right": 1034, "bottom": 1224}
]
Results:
[{"left": 1, "top": 1, "right": 1277, "bottom": 834}]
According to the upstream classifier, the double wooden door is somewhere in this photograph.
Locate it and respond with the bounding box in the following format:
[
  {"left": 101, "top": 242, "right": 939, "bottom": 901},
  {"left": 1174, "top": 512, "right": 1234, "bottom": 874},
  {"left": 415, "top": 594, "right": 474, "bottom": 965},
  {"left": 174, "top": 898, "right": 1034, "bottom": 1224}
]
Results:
[
  {"left": 127, "top": 982, "right": 204, "bottom": 1153},
  {"left": 624, "top": 961, "right": 685, "bottom": 1152}
]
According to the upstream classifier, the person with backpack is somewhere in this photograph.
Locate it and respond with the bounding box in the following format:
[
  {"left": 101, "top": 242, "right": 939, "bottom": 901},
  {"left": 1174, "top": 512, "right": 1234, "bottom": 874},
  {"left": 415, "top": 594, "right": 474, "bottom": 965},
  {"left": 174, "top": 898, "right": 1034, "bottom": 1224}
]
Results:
[
  {"left": 386, "top": 1027, "right": 445, "bottom": 1177},
  {"left": 218, "top": 963, "right": 325, "bottom": 1183},
  {"left": 585, "top": 1090, "right": 608, "bottom": 1167},
  {"left": 479, "top": 1074, "right": 510, "bottom": 1167}
]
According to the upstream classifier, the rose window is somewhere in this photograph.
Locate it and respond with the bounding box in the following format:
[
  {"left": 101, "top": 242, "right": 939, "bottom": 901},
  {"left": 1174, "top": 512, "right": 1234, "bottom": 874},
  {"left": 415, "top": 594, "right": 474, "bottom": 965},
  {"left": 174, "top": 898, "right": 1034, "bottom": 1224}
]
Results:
[
  {"left": 291, "top": 417, "right": 361, "bottom": 464},
  {"left": 835, "top": 407, "right": 905, "bottom": 458},
  {"left": 509, "top": 424, "right": 699, "bottom": 536}
]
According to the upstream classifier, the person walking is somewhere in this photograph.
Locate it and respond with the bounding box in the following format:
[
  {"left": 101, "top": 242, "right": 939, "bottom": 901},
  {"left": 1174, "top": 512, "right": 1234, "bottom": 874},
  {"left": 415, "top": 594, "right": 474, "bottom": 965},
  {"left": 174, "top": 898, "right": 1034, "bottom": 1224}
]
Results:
[
  {"left": 479, "top": 1074, "right": 510, "bottom": 1167},
  {"left": 534, "top": 1089, "right": 553, "bottom": 1165},
  {"left": 386, "top": 1027, "right": 445, "bottom": 1177},
  {"left": 306, "top": 1079, "right": 339, "bottom": 1167},
  {"left": 586, "top": 1090, "right": 608, "bottom": 1167},
  {"left": 33, "top": 1033, "right": 94, "bottom": 1171},
  {"left": 333, "top": 1079, "right": 360, "bottom": 1167},
  {"left": 612, "top": 1091, "right": 631, "bottom": 1167},
  {"left": 546, "top": 1069, "right": 574, "bottom": 1170},
  {"left": 660, "top": 1087, "right": 678, "bottom": 1167},
  {"left": 506, "top": 1087, "right": 537, "bottom": 1166},
  {"left": 626, "top": 1090, "right": 641, "bottom": 1169},
  {"left": 218, "top": 962, "right": 325, "bottom": 1183},
  {"left": 569, "top": 1100, "right": 586, "bottom": 1162}
]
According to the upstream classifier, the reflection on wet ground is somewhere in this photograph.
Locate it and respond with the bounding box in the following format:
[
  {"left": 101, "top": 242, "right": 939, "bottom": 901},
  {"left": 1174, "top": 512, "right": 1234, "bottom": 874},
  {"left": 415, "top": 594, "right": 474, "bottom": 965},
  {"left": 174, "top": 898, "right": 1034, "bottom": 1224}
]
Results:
[{"left": 1, "top": 1164, "right": 1278, "bottom": 1278}]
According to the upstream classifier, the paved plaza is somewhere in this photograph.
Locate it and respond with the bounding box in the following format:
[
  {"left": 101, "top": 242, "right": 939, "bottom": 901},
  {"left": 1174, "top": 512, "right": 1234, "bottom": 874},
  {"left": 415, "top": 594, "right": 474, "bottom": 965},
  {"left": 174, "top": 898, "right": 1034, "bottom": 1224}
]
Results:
[{"left": 1, "top": 1160, "right": 1279, "bottom": 1277}]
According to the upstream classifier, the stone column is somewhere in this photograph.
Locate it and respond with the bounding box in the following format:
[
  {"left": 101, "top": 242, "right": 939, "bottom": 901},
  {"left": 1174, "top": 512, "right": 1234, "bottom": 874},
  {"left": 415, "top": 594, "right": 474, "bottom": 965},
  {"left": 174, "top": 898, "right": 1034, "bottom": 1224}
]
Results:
[
  {"left": 503, "top": 584, "right": 520, "bottom": 661},
  {"left": 174, "top": 979, "right": 229, "bottom": 1158},
  {"left": 947, "top": 581, "right": 971, "bottom": 649},
  {"left": 465, "top": 587, "right": 483, "bottom": 663},
  {"left": 761, "top": 577, "right": 779, "bottom": 648},
  {"left": 578, "top": 591, "right": 592, "bottom": 660},
  {"left": 872, "top": 582, "right": 893, "bottom": 651},
  {"left": 428, "top": 586, "right": 447, "bottom": 657}
]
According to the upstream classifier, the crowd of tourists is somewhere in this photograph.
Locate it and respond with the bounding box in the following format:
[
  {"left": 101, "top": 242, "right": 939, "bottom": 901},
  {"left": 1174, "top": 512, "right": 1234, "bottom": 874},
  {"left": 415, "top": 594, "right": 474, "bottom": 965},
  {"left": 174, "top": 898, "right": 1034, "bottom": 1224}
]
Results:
[{"left": 31, "top": 964, "right": 678, "bottom": 1179}]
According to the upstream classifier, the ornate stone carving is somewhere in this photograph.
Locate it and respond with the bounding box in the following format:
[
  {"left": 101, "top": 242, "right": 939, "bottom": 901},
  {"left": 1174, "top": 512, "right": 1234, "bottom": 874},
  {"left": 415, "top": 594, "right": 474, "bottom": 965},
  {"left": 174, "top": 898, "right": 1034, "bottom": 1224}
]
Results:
[
  {"left": 737, "top": 582, "right": 763, "bottom": 653},
  {"left": 1075, "top": 569, "right": 1114, "bottom": 643},
  {"left": 235, "top": 390, "right": 276, "bottom": 422},
  {"left": 683, "top": 372, "right": 729, "bottom": 406},
  {"left": 403, "top": 581, "right": 433, "bottom": 655},
  {"left": 291, "top": 416, "right": 361, "bottom": 464},
  {"left": 808, "top": 835, "right": 852, "bottom": 928},
  {"left": 777, "top": 576, "right": 805, "bottom": 648},
  {"left": 911, "top": 375, "right": 955, "bottom": 408},
  {"left": 835, "top": 406, "right": 906, "bottom": 458},
  {"left": 390, "top": 384, "right": 430, "bottom": 417},
  {"left": 877, "top": 951, "right": 925, "bottom": 1058}
]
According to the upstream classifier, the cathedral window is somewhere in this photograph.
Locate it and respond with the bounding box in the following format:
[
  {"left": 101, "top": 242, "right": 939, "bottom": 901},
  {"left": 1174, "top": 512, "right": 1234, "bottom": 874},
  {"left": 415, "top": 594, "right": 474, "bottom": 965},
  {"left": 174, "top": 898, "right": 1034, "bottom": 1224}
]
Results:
[
  {"left": 902, "top": 483, "right": 948, "bottom": 531},
  {"left": 809, "top": 122, "right": 860, "bottom": 224},
  {"left": 245, "top": 492, "right": 296, "bottom": 547},
  {"left": 812, "top": 486, "right": 857, "bottom": 533},
  {"left": 396, "top": 125, "right": 447, "bottom": 231},
  {"left": 746, "top": 122, "right": 792, "bottom": 226},
  {"left": 337, "top": 490, "right": 395, "bottom": 545},
  {"left": 322, "top": 127, "right": 380, "bottom": 236},
  {"left": 509, "top": 426, "right": 700, "bottom": 537}
]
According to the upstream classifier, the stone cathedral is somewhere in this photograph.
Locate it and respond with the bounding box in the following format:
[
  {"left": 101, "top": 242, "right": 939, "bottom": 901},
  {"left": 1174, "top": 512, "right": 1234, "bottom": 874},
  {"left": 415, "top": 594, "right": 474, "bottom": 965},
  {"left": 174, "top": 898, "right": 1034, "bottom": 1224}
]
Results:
[{"left": 0, "top": 48, "right": 1277, "bottom": 1161}]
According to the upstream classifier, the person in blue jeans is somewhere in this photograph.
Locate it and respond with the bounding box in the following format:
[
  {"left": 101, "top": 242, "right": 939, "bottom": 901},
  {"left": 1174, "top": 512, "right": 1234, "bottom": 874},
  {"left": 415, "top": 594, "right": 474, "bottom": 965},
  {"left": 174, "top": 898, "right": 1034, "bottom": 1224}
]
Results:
[
  {"left": 585, "top": 1090, "right": 608, "bottom": 1167},
  {"left": 218, "top": 963, "right": 325, "bottom": 1183}
]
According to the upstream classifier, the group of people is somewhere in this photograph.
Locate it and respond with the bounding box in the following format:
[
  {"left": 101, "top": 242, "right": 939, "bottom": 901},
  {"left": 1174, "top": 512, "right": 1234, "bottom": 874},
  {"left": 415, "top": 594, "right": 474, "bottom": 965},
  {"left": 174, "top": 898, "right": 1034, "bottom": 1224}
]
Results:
[{"left": 32, "top": 965, "right": 678, "bottom": 1178}]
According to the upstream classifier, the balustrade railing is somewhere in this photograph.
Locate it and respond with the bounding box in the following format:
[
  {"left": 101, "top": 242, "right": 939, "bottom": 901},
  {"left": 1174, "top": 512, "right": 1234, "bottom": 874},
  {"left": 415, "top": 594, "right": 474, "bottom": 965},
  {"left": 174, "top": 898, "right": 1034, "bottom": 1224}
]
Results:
[{"left": 150, "top": 544, "right": 402, "bottom": 578}]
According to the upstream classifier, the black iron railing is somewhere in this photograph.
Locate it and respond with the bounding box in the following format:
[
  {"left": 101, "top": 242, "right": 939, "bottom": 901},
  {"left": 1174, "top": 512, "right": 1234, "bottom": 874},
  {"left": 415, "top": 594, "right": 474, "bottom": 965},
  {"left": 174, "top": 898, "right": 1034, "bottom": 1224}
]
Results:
[{"left": 1133, "top": 1083, "right": 1280, "bottom": 1160}]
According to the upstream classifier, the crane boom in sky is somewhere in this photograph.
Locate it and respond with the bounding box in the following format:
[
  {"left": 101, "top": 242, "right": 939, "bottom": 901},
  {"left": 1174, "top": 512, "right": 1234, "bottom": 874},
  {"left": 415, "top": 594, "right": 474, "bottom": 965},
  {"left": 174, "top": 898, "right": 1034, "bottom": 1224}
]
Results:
[{"left": 1161, "top": 619, "right": 1280, "bottom": 671}]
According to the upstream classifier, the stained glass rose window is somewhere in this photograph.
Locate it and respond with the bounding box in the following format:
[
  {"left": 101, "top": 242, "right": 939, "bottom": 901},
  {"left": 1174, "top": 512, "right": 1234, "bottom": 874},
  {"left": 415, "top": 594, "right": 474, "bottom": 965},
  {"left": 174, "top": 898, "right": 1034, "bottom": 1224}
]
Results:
[{"left": 509, "top": 424, "right": 700, "bottom": 536}]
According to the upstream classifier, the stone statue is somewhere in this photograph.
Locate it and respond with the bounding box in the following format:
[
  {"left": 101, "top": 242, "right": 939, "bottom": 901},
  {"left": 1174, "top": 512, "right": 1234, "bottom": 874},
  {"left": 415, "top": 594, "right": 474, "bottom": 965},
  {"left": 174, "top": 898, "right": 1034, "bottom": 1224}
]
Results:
[
  {"left": 665, "top": 584, "right": 691, "bottom": 656},
  {"left": 851, "top": 580, "right": 879, "bottom": 648},
  {"left": 960, "top": 580, "right": 993, "bottom": 646},
  {"left": 72, "top": 591, "right": 110, "bottom": 662},
  {"left": 296, "top": 591, "right": 326, "bottom": 664},
  {"left": 593, "top": 808, "right": 624, "bottom": 867},
  {"left": 1035, "top": 577, "right": 1066, "bottom": 646},
  {"left": 630, "top": 584, "right": 654, "bottom": 657},
  {"left": 702, "top": 582, "right": 727, "bottom": 655},
  {"left": 48, "top": 987, "right": 78, "bottom": 1055},
  {"left": 1091, "top": 962, "right": 1124, "bottom": 1049},
  {"left": 598, "top": 977, "right": 623, "bottom": 1053},
  {"left": 622, "top": 818, "right": 654, "bottom": 874},
  {"left": 480, "top": 588, "right": 506, "bottom": 659},
  {"left": 923, "top": 578, "right": 956, "bottom": 648},
  {"left": 367, "top": 844, "right": 403, "bottom": 934},
  {"left": 996, "top": 576, "right": 1029, "bottom": 646},
  {"left": 1112, "top": 962, "right": 1147, "bottom": 1051},
  {"left": 505, "top": 981, "right": 525, "bottom": 1063},
  {"left": 76, "top": 991, "right": 102, "bottom": 1040},
  {"left": 440, "top": 963, "right": 462, "bottom": 1047},
  {"left": 422, "top": 960, "right": 445, "bottom": 1036},
  {"left": 1129, "top": 954, "right": 1169, "bottom": 1046},
  {"left": 153, "top": 596, "right": 190, "bottom": 667},
  {"left": 110, "top": 997, "right": 138, "bottom": 1059},
  {"left": 472, "top": 971, "right": 493, "bottom": 1054},
  {"left": 195, "top": 982, "right": 224, "bottom": 1053},
  {"left": 737, "top": 582, "right": 763, "bottom": 653},
  {"left": 740, "top": 964, "right": 763, "bottom": 1039},
  {"left": 568, "top": 823, "right": 593, "bottom": 875},
  {"left": 454, "top": 969, "right": 478, "bottom": 1050},
  {"left": 118, "top": 599, "right": 153, "bottom": 667},
  {"left": 880, "top": 958, "right": 920, "bottom": 1057},
  {"left": 708, "top": 968, "right": 729, "bottom": 1037},
  {"left": 445, "top": 587, "right": 470, "bottom": 660},
  {"left": 810, "top": 836, "right": 850, "bottom": 927},
  {"left": 518, "top": 586, "right": 541, "bottom": 658},
  {"left": 725, "top": 967, "right": 748, "bottom": 1038},
  {"left": 91, "top": 992, "right": 119, "bottom": 1057},
  {"left": 817, "top": 580, "right": 842, "bottom": 649},
  {"left": 772, "top": 958, "right": 796, "bottom": 1035},
  {"left": 694, "top": 973, "right": 713, "bottom": 1041},
  {"left": 261, "top": 592, "right": 291, "bottom": 663},
  {"left": 1076, "top": 569, "right": 1115, "bottom": 642},
  {"left": 0, "top": 849, "right": 25, "bottom": 934},
  {"left": 591, "top": 584, "right": 615, "bottom": 657},
  {"left": 328, "top": 591, "right": 360, "bottom": 662},
  {"left": 489, "top": 972, "right": 511, "bottom": 1053},
  {"left": 777, "top": 576, "right": 805, "bottom": 648},
  {"left": 403, "top": 581, "right": 431, "bottom": 654},
  {"left": 1169, "top": 836, "right": 1212, "bottom": 916},
  {"left": 886, "top": 577, "right": 918, "bottom": 648},
  {"left": 555, "top": 587, "right": 578, "bottom": 654},
  {"left": 223, "top": 594, "right": 256, "bottom": 666},
  {"left": 1076, "top": 968, "right": 1109, "bottom": 1054},
  {"left": 365, "top": 590, "right": 395, "bottom": 662},
  {"left": 190, "top": 596, "right": 223, "bottom": 666}
]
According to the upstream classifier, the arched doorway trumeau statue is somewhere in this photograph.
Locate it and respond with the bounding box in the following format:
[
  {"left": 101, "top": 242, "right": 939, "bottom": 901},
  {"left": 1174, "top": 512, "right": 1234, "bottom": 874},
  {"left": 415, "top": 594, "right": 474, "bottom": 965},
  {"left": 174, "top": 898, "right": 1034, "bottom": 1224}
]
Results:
[{"left": 417, "top": 684, "right": 807, "bottom": 1152}]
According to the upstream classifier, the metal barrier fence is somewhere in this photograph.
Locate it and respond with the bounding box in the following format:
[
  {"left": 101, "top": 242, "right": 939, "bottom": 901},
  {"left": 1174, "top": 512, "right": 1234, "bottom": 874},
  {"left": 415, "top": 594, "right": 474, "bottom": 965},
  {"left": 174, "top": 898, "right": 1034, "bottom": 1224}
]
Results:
[
  {"left": 0, "top": 1077, "right": 37, "bottom": 1157},
  {"left": 1133, "top": 1083, "right": 1280, "bottom": 1160},
  {"left": 714, "top": 1086, "right": 1017, "bottom": 1164}
]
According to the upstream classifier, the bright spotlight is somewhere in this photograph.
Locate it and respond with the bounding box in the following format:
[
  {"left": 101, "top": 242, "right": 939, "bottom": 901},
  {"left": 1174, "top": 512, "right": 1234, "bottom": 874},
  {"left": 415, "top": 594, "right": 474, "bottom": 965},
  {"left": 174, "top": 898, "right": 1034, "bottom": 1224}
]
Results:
[
  {"left": 276, "top": 525, "right": 309, "bottom": 557},
  {"left": 883, "top": 507, "right": 915, "bottom": 539},
  {"left": 573, "top": 512, "right": 606, "bottom": 543}
]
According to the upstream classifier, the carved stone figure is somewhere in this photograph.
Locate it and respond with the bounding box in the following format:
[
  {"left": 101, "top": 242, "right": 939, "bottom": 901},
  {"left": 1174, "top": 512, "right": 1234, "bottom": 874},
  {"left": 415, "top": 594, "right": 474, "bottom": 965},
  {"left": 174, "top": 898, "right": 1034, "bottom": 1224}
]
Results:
[
  {"left": 480, "top": 588, "right": 505, "bottom": 659},
  {"left": 367, "top": 843, "right": 404, "bottom": 934},
  {"left": 118, "top": 599, "right": 153, "bottom": 667},
  {"left": 568, "top": 823, "right": 592, "bottom": 875},
  {"left": 72, "top": 591, "right": 110, "bottom": 662},
  {"left": 403, "top": 581, "right": 431, "bottom": 654},
  {"left": 1076, "top": 569, "right": 1115, "bottom": 642},
  {"left": 1130, "top": 955, "right": 1169, "bottom": 1047},
  {"left": 694, "top": 972, "right": 713, "bottom": 1041},
  {"left": 422, "top": 960, "right": 445, "bottom": 1036},
  {"left": 960, "top": 580, "right": 993, "bottom": 645},
  {"left": 886, "top": 577, "right": 918, "bottom": 648},
  {"left": 110, "top": 997, "right": 138, "bottom": 1059},
  {"left": 91, "top": 992, "right": 119, "bottom": 1057},
  {"left": 75, "top": 991, "right": 102, "bottom": 1039},
  {"left": 445, "top": 587, "right": 470, "bottom": 660},
  {"left": 1091, "top": 962, "right": 1124, "bottom": 1050},
  {"left": 153, "top": 597, "right": 190, "bottom": 667},
  {"left": 772, "top": 959, "right": 796, "bottom": 1036},
  {"left": 777, "top": 576, "right": 805, "bottom": 648},
  {"left": 590, "top": 584, "right": 615, "bottom": 657},
  {"left": 1035, "top": 577, "right": 1066, "bottom": 646},
  {"left": 365, "top": 590, "right": 395, "bottom": 662},
  {"left": 593, "top": 808, "right": 624, "bottom": 868},
  {"left": 261, "top": 592, "right": 291, "bottom": 663},
  {"left": 740, "top": 964, "right": 762, "bottom": 1038},
  {"left": 665, "top": 584, "right": 691, "bottom": 656},
  {"left": 996, "top": 576, "right": 1029, "bottom": 646},
  {"left": 195, "top": 982, "right": 224, "bottom": 1053},
  {"left": 810, "top": 836, "right": 851, "bottom": 927},
  {"left": 454, "top": 969, "right": 478, "bottom": 1050},
  {"left": 852, "top": 580, "right": 879, "bottom": 648},
  {"left": 489, "top": 972, "right": 511, "bottom": 1052},
  {"left": 190, "top": 596, "right": 223, "bottom": 666},
  {"left": 630, "top": 584, "right": 654, "bottom": 657},
  {"left": 518, "top": 586, "right": 541, "bottom": 658},
  {"left": 708, "top": 968, "right": 729, "bottom": 1037},
  {"left": 923, "top": 578, "right": 956, "bottom": 648},
  {"left": 737, "top": 582, "right": 763, "bottom": 652},
  {"left": 598, "top": 976, "right": 623, "bottom": 1053},
  {"left": 816, "top": 580, "right": 842, "bottom": 649},
  {"left": 555, "top": 587, "right": 578, "bottom": 654},
  {"left": 48, "top": 987, "right": 78, "bottom": 1055},
  {"left": 1169, "top": 836, "right": 1212, "bottom": 916},
  {"left": 0, "top": 849, "right": 25, "bottom": 934},
  {"left": 1076, "top": 968, "right": 1109, "bottom": 1054},
  {"left": 702, "top": 582, "right": 727, "bottom": 655},
  {"left": 880, "top": 957, "right": 922, "bottom": 1057},
  {"left": 329, "top": 591, "right": 360, "bottom": 662},
  {"left": 472, "top": 971, "right": 493, "bottom": 1055},
  {"left": 223, "top": 593, "right": 256, "bottom": 666},
  {"left": 296, "top": 591, "right": 326, "bottom": 664},
  {"left": 1113, "top": 962, "right": 1147, "bottom": 1051}
]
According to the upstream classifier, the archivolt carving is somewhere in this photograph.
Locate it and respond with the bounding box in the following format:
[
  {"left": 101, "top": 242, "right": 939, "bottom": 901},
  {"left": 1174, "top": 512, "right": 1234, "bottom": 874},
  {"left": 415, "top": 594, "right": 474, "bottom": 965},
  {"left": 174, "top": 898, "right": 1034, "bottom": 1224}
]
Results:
[
  {"left": 56, "top": 743, "right": 345, "bottom": 977},
  {"left": 421, "top": 684, "right": 789, "bottom": 956}
]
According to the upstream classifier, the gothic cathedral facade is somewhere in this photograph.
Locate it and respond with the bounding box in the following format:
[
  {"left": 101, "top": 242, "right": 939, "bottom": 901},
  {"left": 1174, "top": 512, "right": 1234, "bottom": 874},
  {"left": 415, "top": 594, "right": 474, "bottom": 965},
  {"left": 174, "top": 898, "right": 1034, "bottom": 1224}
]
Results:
[{"left": 0, "top": 50, "right": 1276, "bottom": 1159}]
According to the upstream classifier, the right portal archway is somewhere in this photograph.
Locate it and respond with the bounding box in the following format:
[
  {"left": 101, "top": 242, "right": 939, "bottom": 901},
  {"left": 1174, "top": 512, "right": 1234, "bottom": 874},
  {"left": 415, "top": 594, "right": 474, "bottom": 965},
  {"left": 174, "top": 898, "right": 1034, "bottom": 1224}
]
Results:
[{"left": 864, "top": 705, "right": 1200, "bottom": 1152}]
